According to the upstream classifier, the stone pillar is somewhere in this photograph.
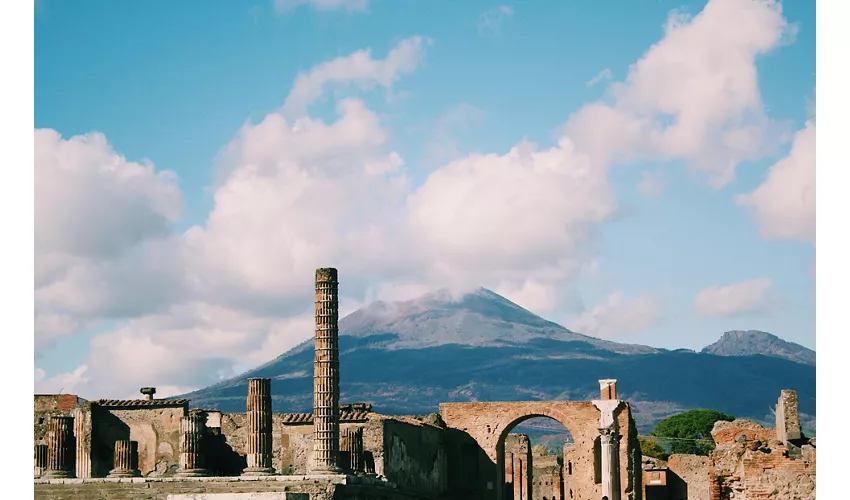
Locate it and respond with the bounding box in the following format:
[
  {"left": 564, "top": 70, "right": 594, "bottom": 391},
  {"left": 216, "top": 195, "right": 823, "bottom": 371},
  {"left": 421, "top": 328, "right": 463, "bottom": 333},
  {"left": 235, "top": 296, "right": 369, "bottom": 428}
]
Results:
[
  {"left": 108, "top": 440, "right": 141, "bottom": 478},
  {"left": 599, "top": 379, "right": 618, "bottom": 400},
  {"left": 311, "top": 267, "right": 341, "bottom": 473},
  {"left": 599, "top": 427, "right": 621, "bottom": 500},
  {"left": 34, "top": 443, "right": 48, "bottom": 478},
  {"left": 776, "top": 389, "right": 802, "bottom": 443},
  {"left": 176, "top": 410, "right": 210, "bottom": 477},
  {"left": 44, "top": 415, "right": 75, "bottom": 479},
  {"left": 72, "top": 407, "right": 92, "bottom": 479},
  {"left": 341, "top": 427, "right": 364, "bottom": 472},
  {"left": 243, "top": 377, "right": 275, "bottom": 476}
]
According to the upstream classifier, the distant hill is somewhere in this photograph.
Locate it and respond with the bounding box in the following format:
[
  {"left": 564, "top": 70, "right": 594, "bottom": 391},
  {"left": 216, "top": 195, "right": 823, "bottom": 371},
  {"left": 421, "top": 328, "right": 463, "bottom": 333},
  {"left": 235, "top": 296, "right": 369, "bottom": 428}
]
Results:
[
  {"left": 180, "top": 289, "right": 815, "bottom": 434},
  {"left": 701, "top": 330, "right": 815, "bottom": 366}
]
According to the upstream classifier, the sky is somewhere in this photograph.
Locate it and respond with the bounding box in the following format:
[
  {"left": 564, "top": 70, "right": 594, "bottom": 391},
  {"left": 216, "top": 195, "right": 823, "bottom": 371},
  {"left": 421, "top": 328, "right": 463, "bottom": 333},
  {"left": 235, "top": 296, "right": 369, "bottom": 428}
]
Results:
[{"left": 34, "top": 0, "right": 816, "bottom": 400}]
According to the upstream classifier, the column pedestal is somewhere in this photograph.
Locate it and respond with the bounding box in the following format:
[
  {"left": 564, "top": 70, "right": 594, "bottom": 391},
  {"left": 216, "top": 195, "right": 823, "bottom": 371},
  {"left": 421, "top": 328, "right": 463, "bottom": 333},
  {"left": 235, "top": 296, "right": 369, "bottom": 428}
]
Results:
[{"left": 108, "top": 440, "right": 142, "bottom": 478}]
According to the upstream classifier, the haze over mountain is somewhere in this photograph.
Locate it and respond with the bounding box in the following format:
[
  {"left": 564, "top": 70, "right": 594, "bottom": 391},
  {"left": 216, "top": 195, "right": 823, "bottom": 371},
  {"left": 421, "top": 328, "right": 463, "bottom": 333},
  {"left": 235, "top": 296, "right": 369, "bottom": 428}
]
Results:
[{"left": 181, "top": 288, "right": 815, "bottom": 434}]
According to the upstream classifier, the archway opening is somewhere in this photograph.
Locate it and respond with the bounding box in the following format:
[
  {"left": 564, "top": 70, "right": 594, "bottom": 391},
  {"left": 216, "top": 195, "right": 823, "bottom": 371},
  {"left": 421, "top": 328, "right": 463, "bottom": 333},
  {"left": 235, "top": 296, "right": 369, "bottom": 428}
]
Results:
[{"left": 500, "top": 416, "right": 574, "bottom": 500}]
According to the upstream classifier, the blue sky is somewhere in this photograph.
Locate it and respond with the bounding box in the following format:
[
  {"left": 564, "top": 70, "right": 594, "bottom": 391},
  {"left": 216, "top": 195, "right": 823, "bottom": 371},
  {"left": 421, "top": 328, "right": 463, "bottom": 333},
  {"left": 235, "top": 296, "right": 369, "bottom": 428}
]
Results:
[{"left": 34, "top": 0, "right": 815, "bottom": 398}]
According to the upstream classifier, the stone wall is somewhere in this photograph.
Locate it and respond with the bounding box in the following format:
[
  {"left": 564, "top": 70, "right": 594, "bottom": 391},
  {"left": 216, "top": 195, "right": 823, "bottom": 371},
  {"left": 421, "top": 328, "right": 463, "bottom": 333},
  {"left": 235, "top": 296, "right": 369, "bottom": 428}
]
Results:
[
  {"left": 708, "top": 418, "right": 815, "bottom": 500},
  {"left": 381, "top": 417, "right": 448, "bottom": 496},
  {"left": 530, "top": 453, "right": 561, "bottom": 500},
  {"left": 90, "top": 402, "right": 187, "bottom": 477},
  {"left": 666, "top": 454, "right": 708, "bottom": 500},
  {"left": 33, "top": 476, "right": 436, "bottom": 500}
]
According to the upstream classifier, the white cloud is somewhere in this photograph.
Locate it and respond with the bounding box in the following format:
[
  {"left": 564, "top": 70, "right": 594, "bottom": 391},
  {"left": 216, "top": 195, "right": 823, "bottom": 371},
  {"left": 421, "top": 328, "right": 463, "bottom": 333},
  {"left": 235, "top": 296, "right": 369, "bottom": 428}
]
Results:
[
  {"left": 565, "top": 292, "right": 662, "bottom": 338},
  {"left": 565, "top": 0, "right": 792, "bottom": 186},
  {"left": 34, "top": 365, "right": 89, "bottom": 395},
  {"left": 478, "top": 5, "right": 514, "bottom": 35},
  {"left": 587, "top": 68, "right": 612, "bottom": 87},
  {"left": 34, "top": 129, "right": 184, "bottom": 351},
  {"left": 406, "top": 138, "right": 615, "bottom": 292},
  {"left": 693, "top": 277, "right": 775, "bottom": 317},
  {"left": 426, "top": 103, "right": 485, "bottom": 165},
  {"left": 737, "top": 119, "right": 815, "bottom": 244},
  {"left": 274, "top": 0, "right": 368, "bottom": 13},
  {"left": 282, "top": 36, "right": 429, "bottom": 117}
]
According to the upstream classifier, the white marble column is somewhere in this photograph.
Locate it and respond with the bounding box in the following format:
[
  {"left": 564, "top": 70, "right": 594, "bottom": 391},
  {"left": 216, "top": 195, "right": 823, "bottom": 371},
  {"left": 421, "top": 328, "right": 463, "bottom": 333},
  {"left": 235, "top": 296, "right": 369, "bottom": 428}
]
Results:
[{"left": 599, "top": 427, "right": 621, "bottom": 500}]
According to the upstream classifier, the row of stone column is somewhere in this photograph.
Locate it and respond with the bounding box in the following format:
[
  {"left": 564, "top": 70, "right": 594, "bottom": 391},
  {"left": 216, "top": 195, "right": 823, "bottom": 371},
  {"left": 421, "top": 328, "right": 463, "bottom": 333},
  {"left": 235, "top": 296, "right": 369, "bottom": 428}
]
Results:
[{"left": 35, "top": 415, "right": 144, "bottom": 479}]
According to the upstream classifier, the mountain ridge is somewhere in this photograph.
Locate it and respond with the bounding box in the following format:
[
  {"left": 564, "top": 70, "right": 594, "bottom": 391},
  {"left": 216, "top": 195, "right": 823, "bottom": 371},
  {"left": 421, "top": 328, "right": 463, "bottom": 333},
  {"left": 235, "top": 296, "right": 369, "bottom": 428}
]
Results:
[{"left": 180, "top": 288, "right": 815, "bottom": 433}]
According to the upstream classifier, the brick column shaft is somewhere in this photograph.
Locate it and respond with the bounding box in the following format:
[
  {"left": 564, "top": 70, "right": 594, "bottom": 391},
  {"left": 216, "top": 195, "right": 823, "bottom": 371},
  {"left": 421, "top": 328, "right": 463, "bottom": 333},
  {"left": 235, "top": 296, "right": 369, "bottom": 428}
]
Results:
[
  {"left": 243, "top": 377, "right": 275, "bottom": 475},
  {"left": 45, "top": 416, "right": 75, "bottom": 479},
  {"left": 312, "top": 268, "right": 341, "bottom": 472},
  {"left": 176, "top": 411, "right": 209, "bottom": 477}
]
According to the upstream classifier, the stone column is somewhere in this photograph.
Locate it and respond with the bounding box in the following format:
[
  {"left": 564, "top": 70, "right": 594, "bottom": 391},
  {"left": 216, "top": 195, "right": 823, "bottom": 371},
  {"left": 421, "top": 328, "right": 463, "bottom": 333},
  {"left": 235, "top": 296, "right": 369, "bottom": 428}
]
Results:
[
  {"left": 311, "top": 267, "right": 341, "bottom": 472},
  {"left": 341, "top": 427, "right": 364, "bottom": 472},
  {"left": 599, "top": 427, "right": 621, "bottom": 500},
  {"left": 776, "top": 389, "right": 802, "bottom": 444},
  {"left": 34, "top": 443, "right": 48, "bottom": 478},
  {"left": 44, "top": 415, "right": 75, "bottom": 479},
  {"left": 176, "top": 410, "right": 210, "bottom": 477},
  {"left": 243, "top": 377, "right": 275, "bottom": 476},
  {"left": 108, "top": 440, "right": 141, "bottom": 478},
  {"left": 72, "top": 407, "right": 92, "bottom": 479}
]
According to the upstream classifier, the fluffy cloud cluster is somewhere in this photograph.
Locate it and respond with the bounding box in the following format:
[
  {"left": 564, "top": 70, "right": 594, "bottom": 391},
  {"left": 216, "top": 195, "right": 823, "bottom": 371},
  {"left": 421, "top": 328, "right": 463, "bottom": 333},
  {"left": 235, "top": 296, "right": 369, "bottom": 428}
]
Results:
[
  {"left": 737, "top": 119, "right": 815, "bottom": 244},
  {"left": 693, "top": 277, "right": 775, "bottom": 318},
  {"left": 566, "top": 292, "right": 663, "bottom": 338},
  {"left": 35, "top": 129, "right": 184, "bottom": 351},
  {"left": 565, "top": 0, "right": 791, "bottom": 186},
  {"left": 35, "top": 0, "right": 802, "bottom": 398}
]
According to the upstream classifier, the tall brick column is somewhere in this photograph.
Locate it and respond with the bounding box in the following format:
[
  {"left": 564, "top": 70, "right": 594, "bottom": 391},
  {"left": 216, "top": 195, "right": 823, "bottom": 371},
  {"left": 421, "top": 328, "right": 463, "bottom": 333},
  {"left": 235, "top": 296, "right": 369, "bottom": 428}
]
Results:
[
  {"left": 599, "top": 427, "right": 621, "bottom": 500},
  {"left": 44, "top": 415, "right": 75, "bottom": 479},
  {"left": 243, "top": 377, "right": 275, "bottom": 476},
  {"left": 176, "top": 410, "right": 210, "bottom": 477},
  {"left": 341, "top": 427, "right": 364, "bottom": 472},
  {"left": 34, "top": 443, "right": 48, "bottom": 478},
  {"left": 108, "top": 440, "right": 141, "bottom": 478},
  {"left": 311, "top": 267, "right": 341, "bottom": 473}
]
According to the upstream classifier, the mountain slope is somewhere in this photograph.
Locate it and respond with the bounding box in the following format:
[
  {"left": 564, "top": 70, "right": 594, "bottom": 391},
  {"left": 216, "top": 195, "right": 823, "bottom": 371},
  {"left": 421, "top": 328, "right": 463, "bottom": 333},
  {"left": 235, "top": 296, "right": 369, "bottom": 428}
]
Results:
[
  {"left": 181, "top": 289, "right": 815, "bottom": 433},
  {"left": 701, "top": 330, "right": 815, "bottom": 366}
]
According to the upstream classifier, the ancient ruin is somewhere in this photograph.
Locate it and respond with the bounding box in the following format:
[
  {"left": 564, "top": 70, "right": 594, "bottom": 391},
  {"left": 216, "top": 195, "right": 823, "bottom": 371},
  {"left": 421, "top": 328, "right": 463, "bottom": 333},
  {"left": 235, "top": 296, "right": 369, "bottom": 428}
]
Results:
[{"left": 33, "top": 267, "right": 814, "bottom": 500}]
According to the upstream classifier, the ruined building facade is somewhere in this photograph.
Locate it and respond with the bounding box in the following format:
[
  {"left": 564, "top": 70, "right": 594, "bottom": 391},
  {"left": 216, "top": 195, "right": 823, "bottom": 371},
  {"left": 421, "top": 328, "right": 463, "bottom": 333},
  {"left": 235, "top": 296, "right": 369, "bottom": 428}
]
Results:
[
  {"left": 640, "top": 389, "right": 816, "bottom": 500},
  {"left": 35, "top": 268, "right": 646, "bottom": 499}
]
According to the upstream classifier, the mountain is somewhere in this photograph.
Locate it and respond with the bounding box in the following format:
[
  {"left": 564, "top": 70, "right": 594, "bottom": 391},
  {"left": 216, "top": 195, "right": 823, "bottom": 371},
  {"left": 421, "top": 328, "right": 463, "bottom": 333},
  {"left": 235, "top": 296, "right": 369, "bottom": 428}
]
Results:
[
  {"left": 701, "top": 330, "right": 815, "bottom": 366},
  {"left": 181, "top": 289, "right": 815, "bottom": 434}
]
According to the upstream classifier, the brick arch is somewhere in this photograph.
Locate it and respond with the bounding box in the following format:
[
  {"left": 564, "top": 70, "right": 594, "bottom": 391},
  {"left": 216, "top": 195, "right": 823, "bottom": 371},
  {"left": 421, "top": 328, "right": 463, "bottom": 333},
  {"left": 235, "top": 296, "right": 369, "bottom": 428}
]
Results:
[
  {"left": 440, "top": 401, "right": 601, "bottom": 462},
  {"left": 496, "top": 407, "right": 580, "bottom": 452}
]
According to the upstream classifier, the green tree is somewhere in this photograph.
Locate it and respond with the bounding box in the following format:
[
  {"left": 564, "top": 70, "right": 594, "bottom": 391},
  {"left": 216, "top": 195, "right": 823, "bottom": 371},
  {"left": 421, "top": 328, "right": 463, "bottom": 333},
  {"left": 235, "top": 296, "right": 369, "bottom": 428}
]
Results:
[
  {"left": 639, "top": 436, "right": 669, "bottom": 461},
  {"left": 650, "top": 409, "right": 734, "bottom": 456}
]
